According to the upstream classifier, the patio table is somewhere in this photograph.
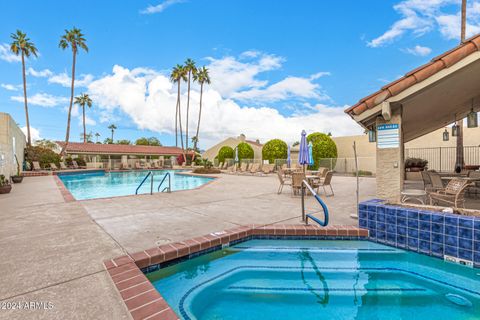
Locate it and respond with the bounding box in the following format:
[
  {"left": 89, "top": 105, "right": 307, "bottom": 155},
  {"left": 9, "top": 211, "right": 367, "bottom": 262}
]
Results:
[{"left": 401, "top": 189, "right": 427, "bottom": 204}]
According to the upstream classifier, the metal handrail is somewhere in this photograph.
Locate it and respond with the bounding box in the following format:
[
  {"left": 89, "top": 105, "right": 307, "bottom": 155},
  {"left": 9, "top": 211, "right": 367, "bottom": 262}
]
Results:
[
  {"left": 136, "top": 171, "right": 154, "bottom": 195},
  {"left": 301, "top": 179, "right": 329, "bottom": 226},
  {"left": 157, "top": 172, "right": 171, "bottom": 193}
]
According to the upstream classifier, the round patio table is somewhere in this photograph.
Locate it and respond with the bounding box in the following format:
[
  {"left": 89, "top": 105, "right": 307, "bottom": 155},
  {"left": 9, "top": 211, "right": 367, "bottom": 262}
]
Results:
[{"left": 401, "top": 189, "right": 427, "bottom": 204}]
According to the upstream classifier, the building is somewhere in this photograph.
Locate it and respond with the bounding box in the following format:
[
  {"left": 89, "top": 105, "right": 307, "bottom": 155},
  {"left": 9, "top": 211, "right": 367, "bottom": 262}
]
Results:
[
  {"left": 345, "top": 33, "right": 480, "bottom": 201},
  {"left": 202, "top": 134, "right": 263, "bottom": 161},
  {"left": 55, "top": 142, "right": 186, "bottom": 169},
  {"left": 0, "top": 112, "right": 26, "bottom": 179}
]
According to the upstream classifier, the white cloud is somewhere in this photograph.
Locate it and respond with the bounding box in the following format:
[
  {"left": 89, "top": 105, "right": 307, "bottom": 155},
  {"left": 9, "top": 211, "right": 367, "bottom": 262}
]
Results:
[
  {"left": 26, "top": 67, "right": 53, "bottom": 77},
  {"left": 88, "top": 65, "right": 362, "bottom": 149},
  {"left": 368, "top": 0, "right": 480, "bottom": 47},
  {"left": 21, "top": 126, "right": 41, "bottom": 141},
  {"left": 1, "top": 83, "right": 21, "bottom": 91},
  {"left": 0, "top": 43, "right": 21, "bottom": 63},
  {"left": 48, "top": 72, "right": 93, "bottom": 88},
  {"left": 11, "top": 93, "right": 68, "bottom": 107},
  {"left": 140, "top": 0, "right": 185, "bottom": 14},
  {"left": 403, "top": 45, "right": 432, "bottom": 56}
]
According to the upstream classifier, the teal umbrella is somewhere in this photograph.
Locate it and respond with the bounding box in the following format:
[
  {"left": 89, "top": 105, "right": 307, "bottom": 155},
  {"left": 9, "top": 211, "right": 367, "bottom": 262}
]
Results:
[{"left": 308, "top": 142, "right": 314, "bottom": 166}]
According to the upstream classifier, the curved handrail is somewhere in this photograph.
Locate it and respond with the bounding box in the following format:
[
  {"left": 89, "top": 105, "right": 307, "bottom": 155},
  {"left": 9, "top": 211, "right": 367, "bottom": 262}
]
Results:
[
  {"left": 301, "top": 179, "right": 329, "bottom": 226},
  {"left": 157, "top": 172, "right": 171, "bottom": 193},
  {"left": 136, "top": 171, "right": 153, "bottom": 195}
]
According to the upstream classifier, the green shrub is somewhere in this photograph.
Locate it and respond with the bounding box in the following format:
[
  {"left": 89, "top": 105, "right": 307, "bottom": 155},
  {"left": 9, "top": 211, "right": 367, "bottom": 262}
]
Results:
[
  {"left": 262, "top": 139, "right": 288, "bottom": 164},
  {"left": 306, "top": 132, "right": 337, "bottom": 170},
  {"left": 217, "top": 146, "right": 234, "bottom": 163},
  {"left": 25, "top": 146, "right": 61, "bottom": 170},
  {"left": 236, "top": 142, "right": 254, "bottom": 161}
]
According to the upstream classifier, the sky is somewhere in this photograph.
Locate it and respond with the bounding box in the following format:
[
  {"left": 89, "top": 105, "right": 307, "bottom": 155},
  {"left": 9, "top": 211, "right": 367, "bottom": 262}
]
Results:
[{"left": 1, "top": 0, "right": 480, "bottom": 149}]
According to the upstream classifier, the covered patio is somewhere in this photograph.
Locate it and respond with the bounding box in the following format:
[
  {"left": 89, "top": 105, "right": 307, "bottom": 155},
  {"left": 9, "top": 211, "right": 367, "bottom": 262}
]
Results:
[{"left": 345, "top": 34, "right": 480, "bottom": 210}]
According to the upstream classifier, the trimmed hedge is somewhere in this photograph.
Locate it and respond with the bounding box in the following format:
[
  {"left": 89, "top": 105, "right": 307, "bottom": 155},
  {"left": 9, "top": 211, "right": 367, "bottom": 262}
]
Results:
[
  {"left": 217, "top": 146, "right": 234, "bottom": 163},
  {"left": 262, "top": 139, "right": 288, "bottom": 164},
  {"left": 236, "top": 142, "right": 254, "bottom": 161},
  {"left": 306, "top": 132, "right": 337, "bottom": 170}
]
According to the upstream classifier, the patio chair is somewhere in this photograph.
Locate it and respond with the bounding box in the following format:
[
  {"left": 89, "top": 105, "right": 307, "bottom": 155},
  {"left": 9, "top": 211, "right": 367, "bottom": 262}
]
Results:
[
  {"left": 421, "top": 171, "right": 432, "bottom": 190},
  {"left": 49, "top": 163, "right": 58, "bottom": 171},
  {"left": 291, "top": 172, "right": 306, "bottom": 196},
  {"left": 60, "top": 162, "right": 68, "bottom": 170},
  {"left": 72, "top": 160, "right": 81, "bottom": 169},
  {"left": 134, "top": 162, "right": 142, "bottom": 170},
  {"left": 315, "top": 171, "right": 334, "bottom": 197},
  {"left": 426, "top": 171, "right": 444, "bottom": 192},
  {"left": 249, "top": 163, "right": 260, "bottom": 174},
  {"left": 238, "top": 162, "right": 248, "bottom": 174},
  {"left": 277, "top": 169, "right": 292, "bottom": 194},
  {"left": 32, "top": 161, "right": 42, "bottom": 171},
  {"left": 315, "top": 167, "right": 329, "bottom": 180},
  {"left": 428, "top": 178, "right": 472, "bottom": 208},
  {"left": 262, "top": 164, "right": 274, "bottom": 174}
]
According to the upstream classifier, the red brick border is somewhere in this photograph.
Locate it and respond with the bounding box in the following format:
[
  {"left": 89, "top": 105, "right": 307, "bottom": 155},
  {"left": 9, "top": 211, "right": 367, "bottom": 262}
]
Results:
[
  {"left": 104, "top": 224, "right": 368, "bottom": 320},
  {"left": 53, "top": 175, "right": 76, "bottom": 202}
]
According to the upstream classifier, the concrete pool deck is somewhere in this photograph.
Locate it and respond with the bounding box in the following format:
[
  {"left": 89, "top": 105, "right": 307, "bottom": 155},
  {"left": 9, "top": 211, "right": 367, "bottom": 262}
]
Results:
[{"left": 0, "top": 173, "right": 375, "bottom": 319}]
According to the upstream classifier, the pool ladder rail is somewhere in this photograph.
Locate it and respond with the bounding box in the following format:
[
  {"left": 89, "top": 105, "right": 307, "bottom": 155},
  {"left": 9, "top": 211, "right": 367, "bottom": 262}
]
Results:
[
  {"left": 301, "top": 179, "right": 329, "bottom": 227},
  {"left": 135, "top": 171, "right": 172, "bottom": 195}
]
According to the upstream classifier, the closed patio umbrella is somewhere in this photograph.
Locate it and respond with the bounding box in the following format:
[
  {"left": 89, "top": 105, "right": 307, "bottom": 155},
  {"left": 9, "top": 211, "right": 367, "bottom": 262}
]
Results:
[
  {"left": 298, "top": 130, "right": 310, "bottom": 172},
  {"left": 235, "top": 147, "right": 239, "bottom": 163},
  {"left": 287, "top": 145, "right": 291, "bottom": 168}
]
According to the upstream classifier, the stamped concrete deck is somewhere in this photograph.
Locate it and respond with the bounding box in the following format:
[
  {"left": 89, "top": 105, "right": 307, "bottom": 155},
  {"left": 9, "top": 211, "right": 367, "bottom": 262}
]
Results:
[{"left": 0, "top": 173, "right": 375, "bottom": 319}]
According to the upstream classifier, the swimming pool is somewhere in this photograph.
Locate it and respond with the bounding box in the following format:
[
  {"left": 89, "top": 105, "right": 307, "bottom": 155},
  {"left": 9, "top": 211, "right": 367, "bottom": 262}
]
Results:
[
  {"left": 57, "top": 170, "right": 214, "bottom": 200},
  {"left": 147, "top": 239, "right": 480, "bottom": 320}
]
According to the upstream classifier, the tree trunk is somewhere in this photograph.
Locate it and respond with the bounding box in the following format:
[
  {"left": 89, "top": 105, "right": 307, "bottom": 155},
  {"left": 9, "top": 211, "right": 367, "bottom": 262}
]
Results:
[
  {"left": 61, "top": 48, "right": 76, "bottom": 156},
  {"left": 455, "top": 0, "right": 467, "bottom": 172},
  {"left": 82, "top": 105, "right": 86, "bottom": 143},
  {"left": 192, "top": 82, "right": 204, "bottom": 161},
  {"left": 21, "top": 52, "right": 31, "bottom": 146},
  {"left": 175, "top": 94, "right": 178, "bottom": 147},
  {"left": 111, "top": 130, "right": 114, "bottom": 141},
  {"left": 177, "top": 81, "right": 186, "bottom": 162},
  {"left": 186, "top": 71, "right": 191, "bottom": 153},
  {"left": 461, "top": 0, "right": 467, "bottom": 42}
]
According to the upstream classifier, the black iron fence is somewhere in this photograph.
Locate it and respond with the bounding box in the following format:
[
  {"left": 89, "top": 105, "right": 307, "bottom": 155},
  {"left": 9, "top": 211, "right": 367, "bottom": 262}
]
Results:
[{"left": 405, "top": 146, "right": 480, "bottom": 172}]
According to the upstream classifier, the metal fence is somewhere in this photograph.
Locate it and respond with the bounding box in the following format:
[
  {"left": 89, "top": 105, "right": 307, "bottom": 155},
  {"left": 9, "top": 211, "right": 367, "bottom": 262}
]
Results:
[{"left": 405, "top": 146, "right": 480, "bottom": 172}]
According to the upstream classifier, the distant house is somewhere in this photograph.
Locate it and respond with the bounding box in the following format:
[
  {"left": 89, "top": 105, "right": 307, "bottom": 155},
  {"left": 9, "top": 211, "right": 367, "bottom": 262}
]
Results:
[
  {"left": 202, "top": 134, "right": 263, "bottom": 161},
  {"left": 0, "top": 112, "right": 26, "bottom": 179}
]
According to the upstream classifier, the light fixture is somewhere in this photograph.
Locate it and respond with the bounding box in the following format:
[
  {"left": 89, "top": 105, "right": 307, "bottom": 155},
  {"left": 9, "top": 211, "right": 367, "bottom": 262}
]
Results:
[
  {"left": 467, "top": 99, "right": 478, "bottom": 128},
  {"left": 368, "top": 127, "right": 376, "bottom": 143},
  {"left": 452, "top": 114, "right": 459, "bottom": 137},
  {"left": 443, "top": 128, "right": 449, "bottom": 141}
]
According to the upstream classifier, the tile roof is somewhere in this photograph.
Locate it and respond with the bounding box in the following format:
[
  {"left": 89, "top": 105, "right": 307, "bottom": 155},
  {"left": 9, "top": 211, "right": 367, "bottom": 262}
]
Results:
[
  {"left": 245, "top": 139, "right": 263, "bottom": 147},
  {"left": 56, "top": 141, "right": 185, "bottom": 155},
  {"left": 345, "top": 34, "right": 480, "bottom": 117}
]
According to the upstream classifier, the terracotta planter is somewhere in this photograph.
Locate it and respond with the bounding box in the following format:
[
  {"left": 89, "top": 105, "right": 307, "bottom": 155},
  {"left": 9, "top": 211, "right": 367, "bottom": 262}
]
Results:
[
  {"left": 0, "top": 185, "right": 12, "bottom": 194},
  {"left": 11, "top": 176, "right": 23, "bottom": 183}
]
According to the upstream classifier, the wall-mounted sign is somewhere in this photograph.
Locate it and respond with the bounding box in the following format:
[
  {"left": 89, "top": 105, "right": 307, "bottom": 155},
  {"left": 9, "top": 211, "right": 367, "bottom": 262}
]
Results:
[{"left": 377, "top": 124, "right": 399, "bottom": 149}]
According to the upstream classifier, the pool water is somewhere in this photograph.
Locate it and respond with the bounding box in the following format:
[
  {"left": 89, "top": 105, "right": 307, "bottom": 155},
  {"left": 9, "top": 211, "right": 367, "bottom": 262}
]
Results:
[
  {"left": 58, "top": 170, "right": 213, "bottom": 200},
  {"left": 148, "top": 240, "right": 480, "bottom": 320}
]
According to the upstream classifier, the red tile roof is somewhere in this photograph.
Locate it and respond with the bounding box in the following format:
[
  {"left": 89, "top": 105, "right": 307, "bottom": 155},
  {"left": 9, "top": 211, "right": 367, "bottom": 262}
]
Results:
[
  {"left": 345, "top": 34, "right": 480, "bottom": 117},
  {"left": 57, "top": 142, "right": 185, "bottom": 155}
]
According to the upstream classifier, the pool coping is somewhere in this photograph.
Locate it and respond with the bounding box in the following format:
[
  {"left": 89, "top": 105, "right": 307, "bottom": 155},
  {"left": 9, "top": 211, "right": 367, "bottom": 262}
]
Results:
[
  {"left": 103, "top": 224, "right": 368, "bottom": 320},
  {"left": 53, "top": 169, "right": 218, "bottom": 202}
]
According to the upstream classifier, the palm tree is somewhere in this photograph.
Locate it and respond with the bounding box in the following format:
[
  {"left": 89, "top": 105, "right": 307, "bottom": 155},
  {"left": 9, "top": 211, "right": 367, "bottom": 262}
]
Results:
[
  {"left": 184, "top": 58, "right": 197, "bottom": 154},
  {"left": 170, "top": 64, "right": 188, "bottom": 158},
  {"left": 95, "top": 132, "right": 100, "bottom": 143},
  {"left": 455, "top": 0, "right": 467, "bottom": 172},
  {"left": 108, "top": 124, "right": 117, "bottom": 141},
  {"left": 10, "top": 30, "right": 38, "bottom": 146},
  {"left": 192, "top": 66, "right": 210, "bottom": 159},
  {"left": 59, "top": 27, "right": 88, "bottom": 155},
  {"left": 74, "top": 93, "right": 92, "bottom": 143}
]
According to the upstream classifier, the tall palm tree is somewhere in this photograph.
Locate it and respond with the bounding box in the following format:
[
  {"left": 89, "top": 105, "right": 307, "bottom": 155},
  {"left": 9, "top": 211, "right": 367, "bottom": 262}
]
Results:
[
  {"left": 184, "top": 58, "right": 197, "bottom": 154},
  {"left": 455, "top": 0, "right": 467, "bottom": 172},
  {"left": 10, "top": 30, "right": 38, "bottom": 146},
  {"left": 74, "top": 93, "right": 92, "bottom": 143},
  {"left": 59, "top": 27, "right": 88, "bottom": 155},
  {"left": 192, "top": 66, "right": 210, "bottom": 159},
  {"left": 170, "top": 64, "right": 188, "bottom": 158},
  {"left": 95, "top": 132, "right": 100, "bottom": 143},
  {"left": 108, "top": 124, "right": 117, "bottom": 141}
]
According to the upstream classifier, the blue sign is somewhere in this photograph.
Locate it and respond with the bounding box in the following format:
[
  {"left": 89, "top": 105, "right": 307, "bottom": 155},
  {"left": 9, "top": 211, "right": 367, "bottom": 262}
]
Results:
[{"left": 377, "top": 124, "right": 399, "bottom": 149}]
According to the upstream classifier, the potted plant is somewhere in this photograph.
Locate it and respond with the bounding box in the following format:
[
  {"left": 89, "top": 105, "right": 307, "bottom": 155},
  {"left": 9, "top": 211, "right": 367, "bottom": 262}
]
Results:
[
  {"left": 11, "top": 155, "right": 23, "bottom": 183},
  {"left": 0, "top": 175, "right": 12, "bottom": 194},
  {"left": 405, "top": 158, "right": 428, "bottom": 172}
]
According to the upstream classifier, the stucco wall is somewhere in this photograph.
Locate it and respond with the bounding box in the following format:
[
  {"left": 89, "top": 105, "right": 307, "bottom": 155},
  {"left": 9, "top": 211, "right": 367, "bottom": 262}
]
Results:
[
  {"left": 0, "top": 112, "right": 26, "bottom": 179},
  {"left": 202, "top": 137, "right": 263, "bottom": 160}
]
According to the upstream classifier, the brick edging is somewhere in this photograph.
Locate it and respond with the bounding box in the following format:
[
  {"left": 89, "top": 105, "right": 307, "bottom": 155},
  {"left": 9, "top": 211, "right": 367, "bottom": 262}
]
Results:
[{"left": 104, "top": 224, "right": 368, "bottom": 320}]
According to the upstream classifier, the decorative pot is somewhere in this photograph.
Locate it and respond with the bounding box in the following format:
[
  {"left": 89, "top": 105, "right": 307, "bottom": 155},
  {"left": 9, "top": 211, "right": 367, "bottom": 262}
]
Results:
[
  {"left": 409, "top": 167, "right": 424, "bottom": 172},
  {"left": 11, "top": 176, "right": 23, "bottom": 183},
  {"left": 0, "top": 185, "right": 12, "bottom": 194}
]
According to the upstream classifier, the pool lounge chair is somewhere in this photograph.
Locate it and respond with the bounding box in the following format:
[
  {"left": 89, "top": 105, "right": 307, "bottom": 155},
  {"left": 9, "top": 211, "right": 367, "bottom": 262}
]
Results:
[
  {"left": 237, "top": 162, "right": 249, "bottom": 174},
  {"left": 429, "top": 178, "right": 472, "bottom": 208},
  {"left": 134, "top": 162, "right": 142, "bottom": 170},
  {"left": 60, "top": 162, "right": 68, "bottom": 170},
  {"left": 32, "top": 161, "right": 42, "bottom": 171},
  {"left": 249, "top": 163, "right": 260, "bottom": 174},
  {"left": 50, "top": 163, "right": 58, "bottom": 171},
  {"left": 426, "top": 171, "right": 444, "bottom": 192},
  {"left": 262, "top": 164, "right": 274, "bottom": 174}
]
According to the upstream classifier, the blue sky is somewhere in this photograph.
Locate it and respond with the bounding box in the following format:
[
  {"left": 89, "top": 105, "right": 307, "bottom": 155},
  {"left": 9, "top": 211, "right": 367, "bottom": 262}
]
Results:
[{"left": 0, "top": 0, "right": 477, "bottom": 148}]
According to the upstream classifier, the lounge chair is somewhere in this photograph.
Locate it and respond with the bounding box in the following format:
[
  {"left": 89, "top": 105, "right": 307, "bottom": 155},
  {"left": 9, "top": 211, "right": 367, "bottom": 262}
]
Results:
[
  {"left": 421, "top": 171, "right": 432, "bottom": 190},
  {"left": 426, "top": 171, "right": 444, "bottom": 192},
  {"left": 262, "top": 164, "right": 274, "bottom": 174},
  {"left": 32, "top": 161, "right": 42, "bottom": 171},
  {"left": 50, "top": 163, "right": 58, "bottom": 171},
  {"left": 277, "top": 169, "right": 292, "bottom": 194},
  {"left": 60, "top": 162, "right": 68, "bottom": 170},
  {"left": 238, "top": 162, "right": 249, "bottom": 174},
  {"left": 429, "top": 178, "right": 472, "bottom": 208},
  {"left": 134, "top": 162, "right": 142, "bottom": 170},
  {"left": 216, "top": 162, "right": 224, "bottom": 169},
  {"left": 249, "top": 163, "right": 260, "bottom": 174},
  {"left": 72, "top": 160, "right": 80, "bottom": 169},
  {"left": 315, "top": 171, "right": 334, "bottom": 196}
]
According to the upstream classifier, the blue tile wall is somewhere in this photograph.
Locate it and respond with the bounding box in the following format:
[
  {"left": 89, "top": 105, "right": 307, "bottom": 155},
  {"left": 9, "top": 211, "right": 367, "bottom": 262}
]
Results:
[{"left": 359, "top": 199, "right": 480, "bottom": 268}]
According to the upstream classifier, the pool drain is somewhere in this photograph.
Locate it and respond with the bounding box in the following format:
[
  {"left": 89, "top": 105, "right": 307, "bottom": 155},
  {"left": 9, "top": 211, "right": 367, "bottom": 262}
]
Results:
[{"left": 445, "top": 293, "right": 472, "bottom": 307}]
